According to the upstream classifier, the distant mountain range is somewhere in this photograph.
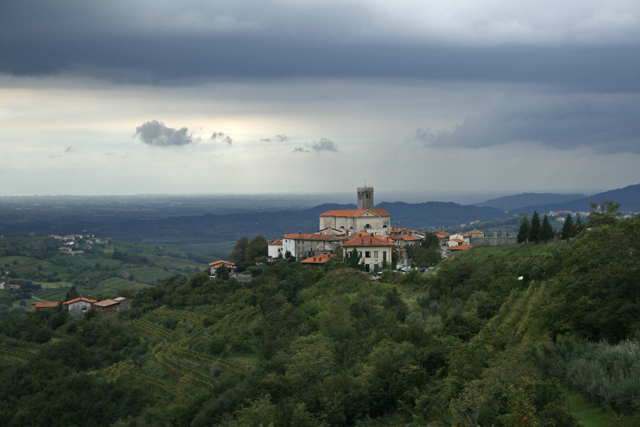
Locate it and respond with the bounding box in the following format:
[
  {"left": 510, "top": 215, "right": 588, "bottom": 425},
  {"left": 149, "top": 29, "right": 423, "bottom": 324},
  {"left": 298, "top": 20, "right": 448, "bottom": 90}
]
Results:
[
  {"left": 1, "top": 183, "right": 638, "bottom": 257},
  {"left": 506, "top": 183, "right": 640, "bottom": 215},
  {"left": 475, "top": 193, "right": 587, "bottom": 212}
]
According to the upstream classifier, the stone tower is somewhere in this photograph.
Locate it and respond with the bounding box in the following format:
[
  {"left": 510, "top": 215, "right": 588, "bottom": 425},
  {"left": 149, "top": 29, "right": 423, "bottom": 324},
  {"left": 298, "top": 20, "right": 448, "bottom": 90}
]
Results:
[{"left": 357, "top": 186, "right": 374, "bottom": 210}]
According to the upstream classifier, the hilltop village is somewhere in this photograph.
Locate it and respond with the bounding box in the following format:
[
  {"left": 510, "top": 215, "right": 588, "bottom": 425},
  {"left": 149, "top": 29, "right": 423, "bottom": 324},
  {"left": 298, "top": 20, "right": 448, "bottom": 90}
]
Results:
[{"left": 253, "top": 187, "right": 494, "bottom": 273}]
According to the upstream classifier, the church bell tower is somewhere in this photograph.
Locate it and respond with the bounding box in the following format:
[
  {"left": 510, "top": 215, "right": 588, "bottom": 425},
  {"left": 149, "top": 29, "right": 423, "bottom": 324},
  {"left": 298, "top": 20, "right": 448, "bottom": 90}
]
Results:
[{"left": 357, "top": 186, "right": 374, "bottom": 210}]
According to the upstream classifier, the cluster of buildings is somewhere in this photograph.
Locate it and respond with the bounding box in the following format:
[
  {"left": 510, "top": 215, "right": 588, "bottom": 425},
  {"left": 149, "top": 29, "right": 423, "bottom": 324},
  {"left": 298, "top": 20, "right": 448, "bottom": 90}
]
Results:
[
  {"left": 0, "top": 281, "right": 21, "bottom": 291},
  {"left": 32, "top": 295, "right": 131, "bottom": 318},
  {"left": 49, "top": 234, "right": 105, "bottom": 256},
  {"left": 262, "top": 186, "right": 486, "bottom": 272}
]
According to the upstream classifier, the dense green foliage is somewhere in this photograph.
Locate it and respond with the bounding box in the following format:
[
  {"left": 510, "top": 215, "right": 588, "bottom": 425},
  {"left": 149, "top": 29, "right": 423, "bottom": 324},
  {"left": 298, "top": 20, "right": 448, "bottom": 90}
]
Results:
[{"left": 1, "top": 214, "right": 639, "bottom": 426}]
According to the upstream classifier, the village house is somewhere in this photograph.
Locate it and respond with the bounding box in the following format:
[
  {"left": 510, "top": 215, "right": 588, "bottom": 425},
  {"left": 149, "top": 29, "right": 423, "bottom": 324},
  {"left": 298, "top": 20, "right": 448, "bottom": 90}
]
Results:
[
  {"left": 63, "top": 297, "right": 97, "bottom": 318},
  {"left": 32, "top": 301, "right": 62, "bottom": 312},
  {"left": 300, "top": 253, "right": 335, "bottom": 266},
  {"left": 114, "top": 297, "right": 131, "bottom": 311},
  {"left": 209, "top": 260, "right": 235, "bottom": 278},
  {"left": 267, "top": 239, "right": 283, "bottom": 259},
  {"left": 282, "top": 233, "right": 343, "bottom": 260},
  {"left": 93, "top": 299, "right": 121, "bottom": 312},
  {"left": 341, "top": 234, "right": 394, "bottom": 272}
]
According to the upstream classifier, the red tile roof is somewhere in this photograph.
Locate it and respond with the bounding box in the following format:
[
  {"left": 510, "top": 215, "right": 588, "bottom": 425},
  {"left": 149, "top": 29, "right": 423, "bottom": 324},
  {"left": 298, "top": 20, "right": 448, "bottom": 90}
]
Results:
[
  {"left": 268, "top": 239, "right": 283, "bottom": 246},
  {"left": 466, "top": 229, "right": 484, "bottom": 234},
  {"left": 450, "top": 245, "right": 472, "bottom": 251},
  {"left": 342, "top": 235, "right": 394, "bottom": 247},
  {"left": 319, "top": 209, "right": 391, "bottom": 218},
  {"left": 63, "top": 297, "right": 96, "bottom": 305},
  {"left": 209, "top": 260, "right": 235, "bottom": 267},
  {"left": 32, "top": 301, "right": 61, "bottom": 309},
  {"left": 398, "top": 235, "right": 419, "bottom": 241},
  {"left": 452, "top": 238, "right": 465, "bottom": 243},
  {"left": 94, "top": 299, "right": 120, "bottom": 308},
  {"left": 301, "top": 254, "right": 335, "bottom": 264}
]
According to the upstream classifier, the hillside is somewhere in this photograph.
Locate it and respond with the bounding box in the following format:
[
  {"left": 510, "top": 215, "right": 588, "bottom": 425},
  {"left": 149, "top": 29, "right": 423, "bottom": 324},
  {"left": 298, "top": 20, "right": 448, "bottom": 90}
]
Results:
[
  {"left": 509, "top": 182, "right": 640, "bottom": 214},
  {"left": 1, "top": 215, "right": 638, "bottom": 426}
]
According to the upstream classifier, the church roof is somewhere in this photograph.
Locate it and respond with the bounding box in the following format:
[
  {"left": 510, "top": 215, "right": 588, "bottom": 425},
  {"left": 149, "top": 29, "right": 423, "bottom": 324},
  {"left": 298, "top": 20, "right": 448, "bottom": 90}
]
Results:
[{"left": 319, "top": 209, "right": 391, "bottom": 218}]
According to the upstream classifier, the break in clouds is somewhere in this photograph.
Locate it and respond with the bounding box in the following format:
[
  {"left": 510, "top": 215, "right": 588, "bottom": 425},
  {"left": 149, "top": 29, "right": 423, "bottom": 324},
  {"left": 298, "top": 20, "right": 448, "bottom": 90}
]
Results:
[
  {"left": 293, "top": 138, "right": 338, "bottom": 153},
  {"left": 415, "top": 95, "right": 640, "bottom": 154},
  {"left": 135, "top": 120, "right": 198, "bottom": 147}
]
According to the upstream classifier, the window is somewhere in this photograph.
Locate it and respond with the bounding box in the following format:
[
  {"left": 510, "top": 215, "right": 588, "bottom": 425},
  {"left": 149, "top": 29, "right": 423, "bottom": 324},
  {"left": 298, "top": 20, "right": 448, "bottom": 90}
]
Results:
[
  {"left": 364, "top": 224, "right": 371, "bottom": 229},
  {"left": 365, "top": 251, "right": 371, "bottom": 258},
  {"left": 358, "top": 251, "right": 362, "bottom": 258},
  {"left": 383, "top": 251, "right": 387, "bottom": 262},
  {"left": 374, "top": 251, "right": 378, "bottom": 258}
]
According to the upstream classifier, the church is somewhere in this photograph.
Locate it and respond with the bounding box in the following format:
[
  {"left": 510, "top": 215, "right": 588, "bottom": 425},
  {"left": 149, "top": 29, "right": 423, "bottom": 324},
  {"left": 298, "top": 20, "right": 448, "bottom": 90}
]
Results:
[{"left": 318, "top": 186, "right": 391, "bottom": 235}]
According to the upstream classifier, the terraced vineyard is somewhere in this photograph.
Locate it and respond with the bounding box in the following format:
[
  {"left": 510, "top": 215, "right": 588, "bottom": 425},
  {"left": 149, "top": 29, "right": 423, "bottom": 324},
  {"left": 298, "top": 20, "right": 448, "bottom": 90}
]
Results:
[{"left": 121, "top": 309, "right": 256, "bottom": 393}]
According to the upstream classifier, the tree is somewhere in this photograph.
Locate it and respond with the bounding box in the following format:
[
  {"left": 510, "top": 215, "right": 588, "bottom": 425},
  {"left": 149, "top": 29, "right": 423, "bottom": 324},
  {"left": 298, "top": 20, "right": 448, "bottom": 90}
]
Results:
[
  {"left": 529, "top": 211, "right": 541, "bottom": 243},
  {"left": 421, "top": 232, "right": 440, "bottom": 248},
  {"left": 65, "top": 285, "right": 79, "bottom": 301},
  {"left": 540, "top": 214, "right": 555, "bottom": 243},
  {"left": 344, "top": 248, "right": 364, "bottom": 270},
  {"left": 245, "top": 235, "right": 268, "bottom": 263},
  {"left": 229, "top": 236, "right": 249, "bottom": 264},
  {"left": 561, "top": 214, "right": 576, "bottom": 241},
  {"left": 517, "top": 215, "right": 531, "bottom": 244},
  {"left": 575, "top": 215, "right": 585, "bottom": 234},
  {"left": 588, "top": 200, "right": 621, "bottom": 228},
  {"left": 215, "top": 265, "right": 229, "bottom": 280}
]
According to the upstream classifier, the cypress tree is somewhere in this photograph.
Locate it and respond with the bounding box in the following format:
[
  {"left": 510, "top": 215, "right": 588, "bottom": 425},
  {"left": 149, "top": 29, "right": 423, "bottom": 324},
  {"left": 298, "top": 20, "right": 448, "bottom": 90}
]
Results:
[
  {"left": 561, "top": 214, "right": 576, "bottom": 241},
  {"left": 529, "top": 211, "right": 541, "bottom": 243},
  {"left": 540, "top": 214, "right": 554, "bottom": 243},
  {"left": 575, "top": 216, "right": 584, "bottom": 233},
  {"left": 517, "top": 215, "right": 531, "bottom": 244}
]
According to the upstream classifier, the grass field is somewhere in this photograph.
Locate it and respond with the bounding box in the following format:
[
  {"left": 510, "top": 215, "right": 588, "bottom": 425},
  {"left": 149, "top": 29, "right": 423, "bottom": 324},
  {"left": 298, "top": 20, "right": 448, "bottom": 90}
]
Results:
[{"left": 565, "top": 390, "right": 616, "bottom": 427}]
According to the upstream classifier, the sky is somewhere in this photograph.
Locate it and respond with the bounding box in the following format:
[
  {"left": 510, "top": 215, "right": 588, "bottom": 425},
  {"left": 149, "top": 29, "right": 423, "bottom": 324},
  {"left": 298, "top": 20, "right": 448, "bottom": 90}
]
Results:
[{"left": 1, "top": 0, "right": 640, "bottom": 197}]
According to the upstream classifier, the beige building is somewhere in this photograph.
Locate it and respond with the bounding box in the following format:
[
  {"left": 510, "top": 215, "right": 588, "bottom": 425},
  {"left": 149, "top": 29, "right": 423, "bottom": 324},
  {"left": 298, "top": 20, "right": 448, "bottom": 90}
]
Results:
[
  {"left": 283, "top": 233, "right": 343, "bottom": 260},
  {"left": 319, "top": 186, "right": 391, "bottom": 234},
  {"left": 341, "top": 234, "right": 394, "bottom": 272}
]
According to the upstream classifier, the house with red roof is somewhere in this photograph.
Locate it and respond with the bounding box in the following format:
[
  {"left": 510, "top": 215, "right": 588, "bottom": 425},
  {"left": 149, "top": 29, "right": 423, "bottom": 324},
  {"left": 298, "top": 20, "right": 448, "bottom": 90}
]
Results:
[
  {"left": 267, "top": 239, "right": 283, "bottom": 259},
  {"left": 301, "top": 253, "right": 336, "bottom": 266},
  {"left": 341, "top": 234, "right": 394, "bottom": 272},
  {"left": 209, "top": 260, "right": 235, "bottom": 277},
  {"left": 63, "top": 297, "right": 97, "bottom": 318},
  {"left": 282, "top": 233, "right": 342, "bottom": 260},
  {"left": 93, "top": 299, "right": 121, "bottom": 312}
]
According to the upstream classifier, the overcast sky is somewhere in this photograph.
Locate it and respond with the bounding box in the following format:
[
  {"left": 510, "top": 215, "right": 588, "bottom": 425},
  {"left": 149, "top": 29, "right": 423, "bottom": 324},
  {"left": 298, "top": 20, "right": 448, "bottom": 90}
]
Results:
[{"left": 1, "top": 0, "right": 639, "bottom": 198}]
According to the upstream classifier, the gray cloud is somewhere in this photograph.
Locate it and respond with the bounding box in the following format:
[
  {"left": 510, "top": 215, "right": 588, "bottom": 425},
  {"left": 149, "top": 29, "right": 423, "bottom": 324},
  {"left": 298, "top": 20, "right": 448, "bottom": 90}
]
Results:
[
  {"left": 211, "top": 132, "right": 232, "bottom": 145},
  {"left": 65, "top": 146, "right": 79, "bottom": 153},
  {"left": 262, "top": 134, "right": 289, "bottom": 143},
  {"left": 135, "top": 120, "right": 198, "bottom": 147},
  {"left": 416, "top": 95, "right": 640, "bottom": 154},
  {"left": 293, "top": 137, "right": 338, "bottom": 154},
  {"left": 1, "top": 2, "right": 639, "bottom": 90}
]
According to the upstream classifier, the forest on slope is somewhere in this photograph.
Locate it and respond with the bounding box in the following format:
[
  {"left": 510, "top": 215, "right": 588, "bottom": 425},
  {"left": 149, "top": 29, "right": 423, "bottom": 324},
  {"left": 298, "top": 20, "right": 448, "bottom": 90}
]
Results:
[{"left": 0, "top": 213, "right": 639, "bottom": 426}]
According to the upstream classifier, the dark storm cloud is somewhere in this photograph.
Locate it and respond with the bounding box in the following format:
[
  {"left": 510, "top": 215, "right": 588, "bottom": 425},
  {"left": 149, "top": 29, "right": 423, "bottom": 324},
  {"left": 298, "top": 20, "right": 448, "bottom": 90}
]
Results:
[
  {"left": 211, "top": 132, "right": 232, "bottom": 145},
  {"left": 135, "top": 120, "right": 198, "bottom": 147},
  {"left": 293, "top": 138, "right": 338, "bottom": 154},
  {"left": 1, "top": 2, "right": 639, "bottom": 91},
  {"left": 415, "top": 95, "right": 640, "bottom": 154}
]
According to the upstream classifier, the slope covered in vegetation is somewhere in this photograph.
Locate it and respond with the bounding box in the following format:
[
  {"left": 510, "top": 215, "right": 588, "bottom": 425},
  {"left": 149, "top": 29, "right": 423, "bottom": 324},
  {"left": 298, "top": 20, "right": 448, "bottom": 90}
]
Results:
[{"left": 0, "top": 215, "right": 639, "bottom": 426}]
